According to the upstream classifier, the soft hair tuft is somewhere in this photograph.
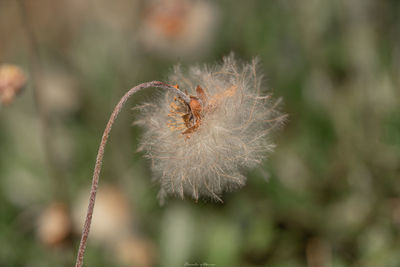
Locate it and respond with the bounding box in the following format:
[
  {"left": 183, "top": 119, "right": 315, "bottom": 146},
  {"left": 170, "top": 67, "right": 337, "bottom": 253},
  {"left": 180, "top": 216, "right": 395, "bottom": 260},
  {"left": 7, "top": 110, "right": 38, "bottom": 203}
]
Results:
[{"left": 136, "top": 55, "right": 285, "bottom": 203}]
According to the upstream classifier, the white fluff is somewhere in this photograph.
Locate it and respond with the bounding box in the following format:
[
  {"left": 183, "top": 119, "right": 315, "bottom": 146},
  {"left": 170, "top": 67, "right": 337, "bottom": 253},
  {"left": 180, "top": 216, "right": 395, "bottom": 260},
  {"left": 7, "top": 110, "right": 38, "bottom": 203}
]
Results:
[{"left": 136, "top": 55, "right": 284, "bottom": 203}]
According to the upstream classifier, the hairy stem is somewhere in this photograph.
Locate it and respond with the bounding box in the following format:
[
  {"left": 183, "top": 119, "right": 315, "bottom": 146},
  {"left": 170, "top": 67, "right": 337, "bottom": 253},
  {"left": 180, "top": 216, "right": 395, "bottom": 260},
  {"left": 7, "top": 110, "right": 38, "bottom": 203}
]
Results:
[{"left": 74, "top": 81, "right": 187, "bottom": 267}]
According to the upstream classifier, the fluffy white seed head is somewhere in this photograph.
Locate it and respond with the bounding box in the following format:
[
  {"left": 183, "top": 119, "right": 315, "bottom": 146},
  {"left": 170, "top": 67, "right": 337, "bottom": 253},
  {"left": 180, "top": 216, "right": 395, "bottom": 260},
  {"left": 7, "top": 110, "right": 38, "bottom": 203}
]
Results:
[{"left": 135, "top": 55, "right": 285, "bottom": 203}]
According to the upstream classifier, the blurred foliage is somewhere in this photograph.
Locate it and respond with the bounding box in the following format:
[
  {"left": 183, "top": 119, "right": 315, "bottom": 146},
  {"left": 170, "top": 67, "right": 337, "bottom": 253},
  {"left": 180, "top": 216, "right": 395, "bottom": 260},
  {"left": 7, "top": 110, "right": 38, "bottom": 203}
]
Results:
[{"left": 1, "top": 0, "right": 400, "bottom": 266}]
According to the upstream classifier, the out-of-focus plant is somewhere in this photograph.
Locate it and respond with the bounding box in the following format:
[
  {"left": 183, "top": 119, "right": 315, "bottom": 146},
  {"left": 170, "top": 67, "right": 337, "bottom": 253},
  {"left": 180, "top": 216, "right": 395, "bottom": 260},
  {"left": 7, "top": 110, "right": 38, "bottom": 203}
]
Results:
[
  {"left": 74, "top": 55, "right": 284, "bottom": 267},
  {"left": 0, "top": 64, "right": 26, "bottom": 106}
]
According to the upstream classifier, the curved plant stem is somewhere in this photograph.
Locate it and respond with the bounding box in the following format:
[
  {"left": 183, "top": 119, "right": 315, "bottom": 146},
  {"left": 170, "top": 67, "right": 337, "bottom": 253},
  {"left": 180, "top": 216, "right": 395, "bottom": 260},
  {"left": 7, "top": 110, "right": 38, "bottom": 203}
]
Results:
[{"left": 74, "top": 81, "right": 188, "bottom": 267}]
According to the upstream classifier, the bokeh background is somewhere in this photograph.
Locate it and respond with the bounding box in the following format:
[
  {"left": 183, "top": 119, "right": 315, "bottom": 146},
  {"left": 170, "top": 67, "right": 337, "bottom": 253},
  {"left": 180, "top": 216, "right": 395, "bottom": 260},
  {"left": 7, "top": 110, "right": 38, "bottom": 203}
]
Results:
[{"left": 1, "top": 0, "right": 400, "bottom": 266}]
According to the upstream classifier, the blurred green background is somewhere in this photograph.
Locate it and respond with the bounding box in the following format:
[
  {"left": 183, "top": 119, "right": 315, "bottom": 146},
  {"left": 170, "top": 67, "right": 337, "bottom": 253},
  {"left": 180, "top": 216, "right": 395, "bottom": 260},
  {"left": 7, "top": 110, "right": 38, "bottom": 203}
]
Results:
[{"left": 1, "top": 0, "right": 400, "bottom": 266}]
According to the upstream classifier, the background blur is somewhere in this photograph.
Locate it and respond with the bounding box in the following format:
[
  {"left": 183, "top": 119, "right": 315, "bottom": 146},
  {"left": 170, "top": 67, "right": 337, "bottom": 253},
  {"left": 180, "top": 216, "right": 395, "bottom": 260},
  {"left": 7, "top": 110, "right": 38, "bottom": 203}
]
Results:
[{"left": 1, "top": 0, "right": 400, "bottom": 266}]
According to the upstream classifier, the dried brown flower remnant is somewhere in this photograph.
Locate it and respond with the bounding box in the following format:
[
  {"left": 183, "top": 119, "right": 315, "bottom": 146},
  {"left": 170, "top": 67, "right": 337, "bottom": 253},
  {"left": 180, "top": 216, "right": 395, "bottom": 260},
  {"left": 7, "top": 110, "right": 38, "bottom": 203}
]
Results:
[
  {"left": 0, "top": 64, "right": 26, "bottom": 105},
  {"left": 140, "top": 0, "right": 219, "bottom": 58},
  {"left": 115, "top": 237, "right": 156, "bottom": 267},
  {"left": 167, "top": 85, "right": 202, "bottom": 136},
  {"left": 73, "top": 185, "right": 133, "bottom": 243},
  {"left": 145, "top": 1, "right": 189, "bottom": 39},
  {"left": 168, "top": 85, "right": 237, "bottom": 137},
  {"left": 37, "top": 203, "right": 72, "bottom": 246}
]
